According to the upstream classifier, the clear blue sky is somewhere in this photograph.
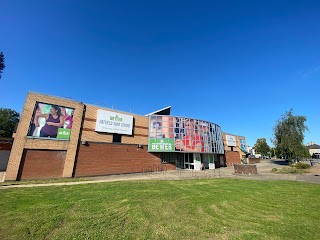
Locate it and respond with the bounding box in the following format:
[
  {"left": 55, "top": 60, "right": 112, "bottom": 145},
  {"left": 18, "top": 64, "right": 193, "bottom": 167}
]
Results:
[{"left": 1, "top": 0, "right": 319, "bottom": 146}]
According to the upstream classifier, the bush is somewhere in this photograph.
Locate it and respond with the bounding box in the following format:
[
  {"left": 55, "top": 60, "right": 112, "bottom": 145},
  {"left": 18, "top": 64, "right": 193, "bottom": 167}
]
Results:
[
  {"left": 271, "top": 168, "right": 278, "bottom": 172},
  {"left": 291, "top": 163, "right": 311, "bottom": 169},
  {"left": 279, "top": 167, "right": 306, "bottom": 174}
]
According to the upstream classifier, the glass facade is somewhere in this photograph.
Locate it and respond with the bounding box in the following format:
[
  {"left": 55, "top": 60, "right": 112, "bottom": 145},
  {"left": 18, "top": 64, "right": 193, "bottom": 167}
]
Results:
[{"left": 148, "top": 115, "right": 224, "bottom": 154}]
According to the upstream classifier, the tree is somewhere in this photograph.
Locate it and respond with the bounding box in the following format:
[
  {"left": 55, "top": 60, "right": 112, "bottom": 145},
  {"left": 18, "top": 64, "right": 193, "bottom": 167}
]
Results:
[
  {"left": 254, "top": 138, "right": 270, "bottom": 156},
  {"left": 269, "top": 147, "right": 278, "bottom": 157},
  {"left": 0, "top": 108, "right": 20, "bottom": 138},
  {"left": 272, "top": 109, "right": 310, "bottom": 161},
  {"left": 0, "top": 52, "right": 5, "bottom": 79}
]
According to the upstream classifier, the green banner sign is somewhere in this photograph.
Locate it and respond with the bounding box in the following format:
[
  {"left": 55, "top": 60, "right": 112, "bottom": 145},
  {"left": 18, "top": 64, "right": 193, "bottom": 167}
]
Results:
[
  {"left": 148, "top": 138, "right": 175, "bottom": 151},
  {"left": 57, "top": 128, "right": 71, "bottom": 139}
]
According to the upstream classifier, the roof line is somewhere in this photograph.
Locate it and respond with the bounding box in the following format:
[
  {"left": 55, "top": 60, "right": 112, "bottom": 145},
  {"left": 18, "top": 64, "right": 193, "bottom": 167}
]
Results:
[{"left": 144, "top": 106, "right": 171, "bottom": 116}]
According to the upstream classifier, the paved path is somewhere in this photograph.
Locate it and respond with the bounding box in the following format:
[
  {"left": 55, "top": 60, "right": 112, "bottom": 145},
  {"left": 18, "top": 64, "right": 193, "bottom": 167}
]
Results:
[{"left": 1, "top": 160, "right": 320, "bottom": 189}]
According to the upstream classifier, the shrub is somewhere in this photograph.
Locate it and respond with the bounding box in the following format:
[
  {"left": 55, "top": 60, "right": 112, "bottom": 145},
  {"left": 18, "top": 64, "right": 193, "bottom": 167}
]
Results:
[
  {"left": 292, "top": 163, "right": 311, "bottom": 169},
  {"left": 279, "top": 167, "right": 308, "bottom": 174}
]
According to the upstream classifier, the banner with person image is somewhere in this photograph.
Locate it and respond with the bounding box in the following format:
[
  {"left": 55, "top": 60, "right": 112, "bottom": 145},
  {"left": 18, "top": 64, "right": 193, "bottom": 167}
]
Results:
[
  {"left": 240, "top": 138, "right": 246, "bottom": 152},
  {"left": 27, "top": 102, "right": 74, "bottom": 140},
  {"left": 148, "top": 115, "right": 224, "bottom": 154}
]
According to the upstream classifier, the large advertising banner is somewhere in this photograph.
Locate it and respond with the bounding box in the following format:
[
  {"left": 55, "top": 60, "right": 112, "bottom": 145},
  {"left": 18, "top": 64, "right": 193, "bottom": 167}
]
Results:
[
  {"left": 95, "top": 109, "right": 133, "bottom": 135},
  {"left": 148, "top": 115, "right": 224, "bottom": 153},
  {"left": 240, "top": 138, "right": 246, "bottom": 152},
  {"left": 27, "top": 102, "right": 74, "bottom": 140}
]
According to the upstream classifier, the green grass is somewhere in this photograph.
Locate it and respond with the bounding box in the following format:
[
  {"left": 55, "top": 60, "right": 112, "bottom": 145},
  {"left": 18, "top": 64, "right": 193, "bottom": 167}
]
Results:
[{"left": 1, "top": 179, "right": 320, "bottom": 240}]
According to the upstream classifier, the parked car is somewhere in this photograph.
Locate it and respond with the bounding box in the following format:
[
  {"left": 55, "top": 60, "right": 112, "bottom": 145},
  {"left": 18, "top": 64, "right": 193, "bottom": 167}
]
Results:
[{"left": 312, "top": 153, "right": 320, "bottom": 159}]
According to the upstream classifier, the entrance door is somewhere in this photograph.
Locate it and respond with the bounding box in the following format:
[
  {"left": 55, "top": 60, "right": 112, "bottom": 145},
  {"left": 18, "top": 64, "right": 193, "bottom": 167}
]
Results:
[
  {"left": 194, "top": 153, "right": 201, "bottom": 170},
  {"left": 184, "top": 153, "right": 194, "bottom": 169},
  {"left": 208, "top": 154, "right": 215, "bottom": 169},
  {"left": 176, "top": 153, "right": 184, "bottom": 169},
  {"left": 202, "top": 154, "right": 209, "bottom": 169}
]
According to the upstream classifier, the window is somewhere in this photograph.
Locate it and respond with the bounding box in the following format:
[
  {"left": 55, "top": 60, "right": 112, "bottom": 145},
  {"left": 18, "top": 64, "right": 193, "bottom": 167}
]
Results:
[
  {"left": 161, "top": 153, "right": 176, "bottom": 164},
  {"left": 113, "top": 134, "right": 122, "bottom": 143}
]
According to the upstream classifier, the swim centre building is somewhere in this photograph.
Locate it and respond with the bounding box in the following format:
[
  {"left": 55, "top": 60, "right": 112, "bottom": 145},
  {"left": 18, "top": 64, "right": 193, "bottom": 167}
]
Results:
[{"left": 5, "top": 92, "right": 246, "bottom": 181}]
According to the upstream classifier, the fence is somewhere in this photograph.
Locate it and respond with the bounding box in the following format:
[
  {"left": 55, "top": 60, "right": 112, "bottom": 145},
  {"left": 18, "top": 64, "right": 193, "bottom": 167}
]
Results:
[
  {"left": 142, "top": 165, "right": 168, "bottom": 174},
  {"left": 142, "top": 166, "right": 223, "bottom": 180}
]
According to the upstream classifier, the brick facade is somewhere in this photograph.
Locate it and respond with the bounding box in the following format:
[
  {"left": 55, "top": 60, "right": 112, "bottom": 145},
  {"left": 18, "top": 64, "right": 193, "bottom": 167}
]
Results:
[
  {"left": 222, "top": 133, "right": 246, "bottom": 165},
  {"left": 18, "top": 150, "right": 66, "bottom": 179},
  {"left": 225, "top": 151, "right": 241, "bottom": 165},
  {"left": 5, "top": 92, "right": 84, "bottom": 180},
  {"left": 5, "top": 92, "right": 163, "bottom": 180},
  {"left": 5, "top": 92, "right": 238, "bottom": 180},
  {"left": 81, "top": 104, "right": 149, "bottom": 145},
  {"left": 0, "top": 140, "right": 13, "bottom": 151},
  {"left": 74, "top": 143, "right": 175, "bottom": 177}
]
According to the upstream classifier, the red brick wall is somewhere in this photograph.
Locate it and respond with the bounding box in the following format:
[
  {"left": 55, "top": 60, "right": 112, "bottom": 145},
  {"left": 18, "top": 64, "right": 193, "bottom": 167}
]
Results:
[
  {"left": 225, "top": 151, "right": 241, "bottom": 165},
  {"left": 74, "top": 143, "right": 175, "bottom": 177},
  {"left": 247, "top": 158, "right": 260, "bottom": 164},
  {"left": 234, "top": 164, "right": 257, "bottom": 174},
  {"left": 18, "top": 150, "right": 66, "bottom": 180},
  {"left": 0, "top": 142, "right": 12, "bottom": 150}
]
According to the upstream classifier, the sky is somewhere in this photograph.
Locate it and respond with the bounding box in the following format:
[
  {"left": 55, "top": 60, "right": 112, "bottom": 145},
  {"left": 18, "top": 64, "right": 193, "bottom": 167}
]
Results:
[{"left": 1, "top": 0, "right": 319, "bottom": 146}]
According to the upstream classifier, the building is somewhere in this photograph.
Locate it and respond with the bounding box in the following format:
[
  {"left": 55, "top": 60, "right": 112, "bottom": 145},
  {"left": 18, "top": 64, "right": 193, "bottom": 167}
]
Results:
[
  {"left": 5, "top": 92, "right": 244, "bottom": 181},
  {"left": 306, "top": 143, "right": 320, "bottom": 158},
  {"left": 0, "top": 137, "right": 13, "bottom": 171},
  {"left": 246, "top": 146, "right": 255, "bottom": 156},
  {"left": 222, "top": 133, "right": 247, "bottom": 165},
  {"left": 147, "top": 114, "right": 225, "bottom": 170}
]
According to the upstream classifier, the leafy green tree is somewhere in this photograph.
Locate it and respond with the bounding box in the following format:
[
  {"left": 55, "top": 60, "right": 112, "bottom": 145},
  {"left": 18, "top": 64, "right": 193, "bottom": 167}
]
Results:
[
  {"left": 272, "top": 109, "right": 310, "bottom": 161},
  {"left": 270, "top": 147, "right": 277, "bottom": 157},
  {"left": 0, "top": 52, "right": 5, "bottom": 79},
  {"left": 0, "top": 108, "right": 20, "bottom": 138},
  {"left": 254, "top": 138, "right": 270, "bottom": 156}
]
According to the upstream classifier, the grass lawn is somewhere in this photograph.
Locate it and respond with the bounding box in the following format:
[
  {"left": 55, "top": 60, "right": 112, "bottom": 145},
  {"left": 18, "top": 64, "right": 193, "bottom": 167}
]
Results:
[{"left": 1, "top": 179, "right": 320, "bottom": 240}]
